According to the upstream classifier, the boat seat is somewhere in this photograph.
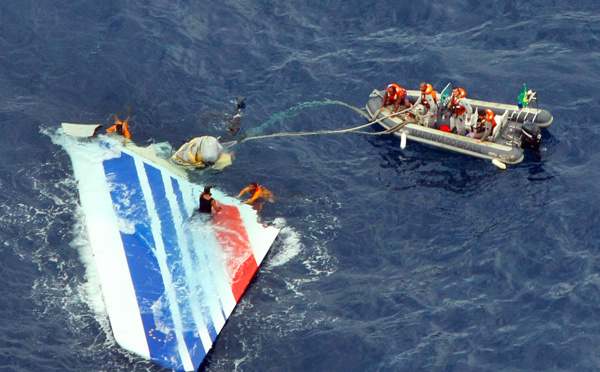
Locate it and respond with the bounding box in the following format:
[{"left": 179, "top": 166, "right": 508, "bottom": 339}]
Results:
[{"left": 491, "top": 110, "right": 509, "bottom": 142}]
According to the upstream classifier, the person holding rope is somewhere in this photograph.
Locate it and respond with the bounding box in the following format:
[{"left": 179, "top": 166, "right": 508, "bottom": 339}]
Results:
[{"left": 379, "top": 83, "right": 411, "bottom": 114}]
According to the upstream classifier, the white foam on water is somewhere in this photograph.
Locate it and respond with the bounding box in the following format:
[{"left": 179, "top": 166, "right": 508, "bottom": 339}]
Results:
[
  {"left": 266, "top": 218, "right": 302, "bottom": 268},
  {"left": 68, "top": 206, "right": 116, "bottom": 346}
]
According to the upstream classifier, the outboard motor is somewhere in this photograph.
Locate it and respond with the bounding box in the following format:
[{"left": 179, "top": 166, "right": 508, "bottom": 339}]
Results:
[{"left": 520, "top": 121, "right": 542, "bottom": 151}]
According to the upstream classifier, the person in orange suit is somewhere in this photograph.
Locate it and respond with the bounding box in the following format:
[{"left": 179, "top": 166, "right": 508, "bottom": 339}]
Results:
[
  {"left": 238, "top": 182, "right": 274, "bottom": 207},
  {"left": 106, "top": 113, "right": 131, "bottom": 142},
  {"left": 379, "top": 83, "right": 411, "bottom": 114}
]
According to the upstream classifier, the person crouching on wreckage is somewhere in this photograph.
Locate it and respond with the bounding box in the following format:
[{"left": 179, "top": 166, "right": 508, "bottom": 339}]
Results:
[{"left": 170, "top": 135, "right": 233, "bottom": 169}]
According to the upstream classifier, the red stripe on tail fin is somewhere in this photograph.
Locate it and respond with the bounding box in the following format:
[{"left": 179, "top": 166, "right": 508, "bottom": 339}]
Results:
[{"left": 212, "top": 205, "right": 258, "bottom": 302}]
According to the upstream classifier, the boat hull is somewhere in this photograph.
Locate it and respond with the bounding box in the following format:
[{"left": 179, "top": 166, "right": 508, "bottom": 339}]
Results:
[{"left": 391, "top": 123, "right": 524, "bottom": 163}]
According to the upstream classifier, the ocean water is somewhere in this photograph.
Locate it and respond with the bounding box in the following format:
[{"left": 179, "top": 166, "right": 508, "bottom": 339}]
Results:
[{"left": 1, "top": 1, "right": 600, "bottom": 371}]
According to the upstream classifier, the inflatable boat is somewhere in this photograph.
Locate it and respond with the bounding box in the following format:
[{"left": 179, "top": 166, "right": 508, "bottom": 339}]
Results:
[
  {"left": 365, "top": 85, "right": 553, "bottom": 167},
  {"left": 58, "top": 123, "right": 279, "bottom": 371}
]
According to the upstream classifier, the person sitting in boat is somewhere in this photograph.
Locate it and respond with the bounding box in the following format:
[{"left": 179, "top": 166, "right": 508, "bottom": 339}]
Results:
[
  {"left": 106, "top": 113, "right": 131, "bottom": 143},
  {"left": 447, "top": 87, "right": 473, "bottom": 135},
  {"left": 379, "top": 83, "right": 411, "bottom": 114},
  {"left": 413, "top": 82, "right": 438, "bottom": 128},
  {"left": 199, "top": 185, "right": 221, "bottom": 214},
  {"left": 468, "top": 109, "right": 497, "bottom": 143}
]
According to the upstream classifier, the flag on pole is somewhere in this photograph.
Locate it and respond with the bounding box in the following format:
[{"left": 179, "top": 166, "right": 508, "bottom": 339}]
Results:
[{"left": 517, "top": 84, "right": 528, "bottom": 108}]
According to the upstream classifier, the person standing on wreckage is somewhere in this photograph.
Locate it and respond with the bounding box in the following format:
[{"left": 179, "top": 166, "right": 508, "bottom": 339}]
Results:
[
  {"left": 413, "top": 82, "right": 438, "bottom": 128},
  {"left": 447, "top": 87, "right": 473, "bottom": 135}
]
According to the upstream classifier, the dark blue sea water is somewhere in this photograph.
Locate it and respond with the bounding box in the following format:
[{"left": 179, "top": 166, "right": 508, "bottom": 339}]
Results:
[{"left": 2, "top": 1, "right": 600, "bottom": 371}]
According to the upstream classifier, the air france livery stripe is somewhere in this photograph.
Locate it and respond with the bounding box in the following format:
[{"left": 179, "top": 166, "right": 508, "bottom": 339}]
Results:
[
  {"left": 63, "top": 140, "right": 279, "bottom": 372},
  {"left": 212, "top": 206, "right": 259, "bottom": 302},
  {"left": 104, "top": 154, "right": 194, "bottom": 371}
]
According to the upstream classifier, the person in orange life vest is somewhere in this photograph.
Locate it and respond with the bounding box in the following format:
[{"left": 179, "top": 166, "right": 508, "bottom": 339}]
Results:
[
  {"left": 413, "top": 82, "right": 438, "bottom": 128},
  {"left": 238, "top": 182, "right": 274, "bottom": 204},
  {"left": 199, "top": 185, "right": 221, "bottom": 214},
  {"left": 379, "top": 83, "right": 411, "bottom": 114},
  {"left": 106, "top": 114, "right": 131, "bottom": 142},
  {"left": 468, "top": 109, "right": 497, "bottom": 142},
  {"left": 446, "top": 87, "right": 472, "bottom": 135}
]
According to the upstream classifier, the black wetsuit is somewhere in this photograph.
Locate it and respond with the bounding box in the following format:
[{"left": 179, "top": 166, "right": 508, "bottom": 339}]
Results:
[{"left": 199, "top": 194, "right": 213, "bottom": 213}]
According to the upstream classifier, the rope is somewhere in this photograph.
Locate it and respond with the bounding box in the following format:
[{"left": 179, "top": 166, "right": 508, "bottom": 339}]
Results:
[
  {"left": 223, "top": 106, "right": 415, "bottom": 147},
  {"left": 248, "top": 99, "right": 372, "bottom": 135}
]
